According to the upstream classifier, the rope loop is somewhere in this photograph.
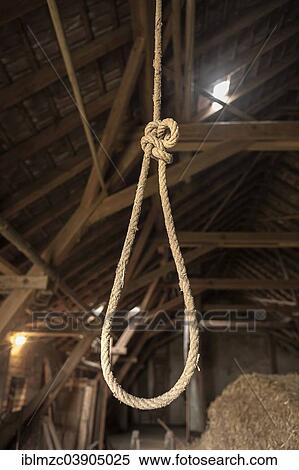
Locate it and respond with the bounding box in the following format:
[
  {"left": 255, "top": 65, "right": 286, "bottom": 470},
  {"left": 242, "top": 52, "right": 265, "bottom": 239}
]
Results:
[
  {"left": 100, "top": 0, "right": 199, "bottom": 410},
  {"left": 141, "top": 118, "right": 179, "bottom": 164}
]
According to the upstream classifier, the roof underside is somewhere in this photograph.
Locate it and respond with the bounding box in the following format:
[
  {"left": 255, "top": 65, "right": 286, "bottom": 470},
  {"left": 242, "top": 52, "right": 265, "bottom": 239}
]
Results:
[{"left": 0, "top": 0, "right": 299, "bottom": 353}]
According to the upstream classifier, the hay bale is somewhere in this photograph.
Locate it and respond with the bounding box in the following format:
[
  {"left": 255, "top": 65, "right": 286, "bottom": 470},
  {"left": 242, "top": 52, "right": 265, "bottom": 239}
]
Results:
[{"left": 194, "top": 373, "right": 299, "bottom": 450}]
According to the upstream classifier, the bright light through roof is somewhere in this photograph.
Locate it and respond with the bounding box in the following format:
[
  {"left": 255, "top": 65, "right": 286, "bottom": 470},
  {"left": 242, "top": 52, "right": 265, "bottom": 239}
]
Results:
[
  {"left": 12, "top": 334, "right": 27, "bottom": 347},
  {"left": 212, "top": 79, "right": 230, "bottom": 111}
]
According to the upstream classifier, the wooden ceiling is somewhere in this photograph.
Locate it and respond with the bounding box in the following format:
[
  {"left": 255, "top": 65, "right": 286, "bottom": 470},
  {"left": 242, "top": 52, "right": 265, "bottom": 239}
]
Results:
[{"left": 0, "top": 0, "right": 299, "bottom": 351}]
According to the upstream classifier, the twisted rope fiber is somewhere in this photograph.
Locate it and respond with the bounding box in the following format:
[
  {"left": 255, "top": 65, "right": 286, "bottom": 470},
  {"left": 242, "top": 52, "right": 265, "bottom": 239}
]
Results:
[{"left": 100, "top": 0, "right": 199, "bottom": 409}]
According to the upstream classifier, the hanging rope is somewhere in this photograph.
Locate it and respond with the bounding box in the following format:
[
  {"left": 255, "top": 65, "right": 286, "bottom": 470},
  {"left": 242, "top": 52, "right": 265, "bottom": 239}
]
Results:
[{"left": 100, "top": 0, "right": 199, "bottom": 409}]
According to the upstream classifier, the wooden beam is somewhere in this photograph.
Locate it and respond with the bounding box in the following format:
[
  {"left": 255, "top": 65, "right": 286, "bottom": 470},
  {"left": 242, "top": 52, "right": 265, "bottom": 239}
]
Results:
[
  {"left": 49, "top": 37, "right": 145, "bottom": 266},
  {"left": 0, "top": 336, "right": 96, "bottom": 448},
  {"left": 111, "top": 280, "right": 158, "bottom": 367},
  {"left": 199, "top": 55, "right": 299, "bottom": 120},
  {"left": 0, "top": 90, "right": 115, "bottom": 173},
  {"left": 202, "top": 303, "right": 296, "bottom": 314},
  {"left": 172, "top": 0, "right": 183, "bottom": 117},
  {"left": 79, "top": 36, "right": 145, "bottom": 208},
  {"left": 0, "top": 214, "right": 89, "bottom": 337},
  {"left": 188, "top": 279, "right": 299, "bottom": 291},
  {"left": 0, "top": 39, "right": 145, "bottom": 339},
  {"left": 0, "top": 256, "right": 21, "bottom": 275},
  {"left": 47, "top": 0, "right": 106, "bottom": 193},
  {"left": 0, "top": 275, "right": 48, "bottom": 290},
  {"left": 122, "top": 246, "right": 214, "bottom": 298},
  {"left": 131, "top": 121, "right": 299, "bottom": 143},
  {"left": 183, "top": 0, "right": 196, "bottom": 121},
  {"left": 0, "top": 0, "right": 45, "bottom": 26},
  {"left": 176, "top": 141, "right": 299, "bottom": 152},
  {"left": 2, "top": 154, "right": 90, "bottom": 219},
  {"left": 198, "top": 87, "right": 254, "bottom": 121},
  {"left": 200, "top": 21, "right": 299, "bottom": 86},
  {"left": 4, "top": 120, "right": 299, "bottom": 219},
  {"left": 130, "top": 0, "right": 154, "bottom": 120},
  {"left": 200, "top": 319, "right": 291, "bottom": 329},
  {"left": 44, "top": 416, "right": 62, "bottom": 450},
  {"left": 194, "top": 0, "right": 289, "bottom": 61},
  {"left": 97, "top": 384, "right": 109, "bottom": 450},
  {"left": 0, "top": 214, "right": 88, "bottom": 308},
  {"left": 163, "top": 232, "right": 299, "bottom": 248},
  {"left": 89, "top": 140, "right": 249, "bottom": 224},
  {"left": 0, "top": 25, "right": 131, "bottom": 111}
]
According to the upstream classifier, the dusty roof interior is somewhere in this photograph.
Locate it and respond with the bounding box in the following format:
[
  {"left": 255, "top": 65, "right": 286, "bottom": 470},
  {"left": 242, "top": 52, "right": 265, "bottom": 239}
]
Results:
[{"left": 0, "top": 0, "right": 299, "bottom": 356}]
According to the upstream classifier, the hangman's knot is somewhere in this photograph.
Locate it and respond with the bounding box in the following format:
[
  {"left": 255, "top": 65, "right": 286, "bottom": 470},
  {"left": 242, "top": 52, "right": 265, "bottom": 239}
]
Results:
[{"left": 141, "top": 118, "right": 179, "bottom": 164}]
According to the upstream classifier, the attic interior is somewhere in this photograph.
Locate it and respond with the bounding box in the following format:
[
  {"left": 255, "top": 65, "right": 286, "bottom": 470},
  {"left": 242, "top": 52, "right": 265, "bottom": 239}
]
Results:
[{"left": 0, "top": 0, "right": 299, "bottom": 451}]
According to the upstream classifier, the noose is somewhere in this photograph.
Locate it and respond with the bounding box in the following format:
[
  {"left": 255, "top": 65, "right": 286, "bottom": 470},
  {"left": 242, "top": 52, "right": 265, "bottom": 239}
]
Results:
[{"left": 100, "top": 0, "right": 199, "bottom": 409}]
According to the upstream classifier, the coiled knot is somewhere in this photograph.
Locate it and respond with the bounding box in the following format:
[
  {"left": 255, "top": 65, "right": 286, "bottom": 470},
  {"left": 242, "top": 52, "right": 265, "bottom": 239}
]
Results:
[{"left": 141, "top": 118, "right": 179, "bottom": 164}]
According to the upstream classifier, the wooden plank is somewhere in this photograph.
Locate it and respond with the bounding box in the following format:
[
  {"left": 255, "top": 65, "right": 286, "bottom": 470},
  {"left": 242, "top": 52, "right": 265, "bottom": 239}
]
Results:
[
  {"left": 0, "top": 90, "right": 115, "bottom": 172},
  {"left": 0, "top": 25, "right": 131, "bottom": 111},
  {"left": 202, "top": 303, "right": 295, "bottom": 314},
  {"left": 97, "top": 384, "right": 109, "bottom": 450},
  {"left": 131, "top": 121, "right": 299, "bottom": 142},
  {"left": 49, "top": 38, "right": 145, "bottom": 266},
  {"left": 199, "top": 55, "right": 299, "bottom": 120},
  {"left": 42, "top": 419, "right": 54, "bottom": 450},
  {"left": 2, "top": 154, "right": 90, "bottom": 219},
  {"left": 201, "top": 319, "right": 291, "bottom": 329},
  {"left": 0, "top": 338, "right": 97, "bottom": 448},
  {"left": 200, "top": 21, "right": 299, "bottom": 86},
  {"left": 172, "top": 0, "right": 183, "bottom": 117},
  {"left": 5, "top": 122, "right": 299, "bottom": 218},
  {"left": 130, "top": 0, "right": 154, "bottom": 120},
  {"left": 111, "top": 281, "right": 158, "bottom": 367},
  {"left": 0, "top": 275, "right": 48, "bottom": 290},
  {"left": 0, "top": 256, "right": 21, "bottom": 275},
  {"left": 122, "top": 246, "right": 214, "bottom": 297},
  {"left": 188, "top": 279, "right": 299, "bottom": 290},
  {"left": 89, "top": 140, "right": 249, "bottom": 224},
  {"left": 176, "top": 141, "right": 299, "bottom": 152},
  {"left": 26, "top": 336, "right": 95, "bottom": 417},
  {"left": 198, "top": 87, "right": 254, "bottom": 121},
  {"left": 47, "top": 0, "right": 106, "bottom": 193},
  {"left": 0, "top": 0, "right": 45, "bottom": 26},
  {"left": 194, "top": 0, "right": 289, "bottom": 59},
  {"left": 183, "top": 0, "right": 196, "bottom": 121},
  {"left": 81, "top": 36, "right": 145, "bottom": 208},
  {"left": 163, "top": 232, "right": 299, "bottom": 248},
  {"left": 77, "top": 385, "right": 93, "bottom": 449},
  {"left": 46, "top": 416, "right": 62, "bottom": 450}
]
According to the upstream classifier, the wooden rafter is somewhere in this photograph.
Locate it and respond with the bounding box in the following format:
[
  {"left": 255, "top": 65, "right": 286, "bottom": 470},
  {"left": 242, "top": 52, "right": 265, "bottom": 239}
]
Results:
[
  {"left": 182, "top": 0, "right": 195, "bottom": 121},
  {"left": 160, "top": 232, "right": 299, "bottom": 248},
  {"left": 47, "top": 0, "right": 107, "bottom": 193},
  {"left": 0, "top": 25, "right": 131, "bottom": 112},
  {"left": 0, "top": 36, "right": 145, "bottom": 339},
  {"left": 0, "top": 215, "right": 89, "bottom": 312},
  {"left": 188, "top": 279, "right": 299, "bottom": 291},
  {"left": 199, "top": 55, "right": 299, "bottom": 120},
  {"left": 0, "top": 275, "right": 48, "bottom": 291},
  {"left": 0, "top": 91, "right": 115, "bottom": 173}
]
